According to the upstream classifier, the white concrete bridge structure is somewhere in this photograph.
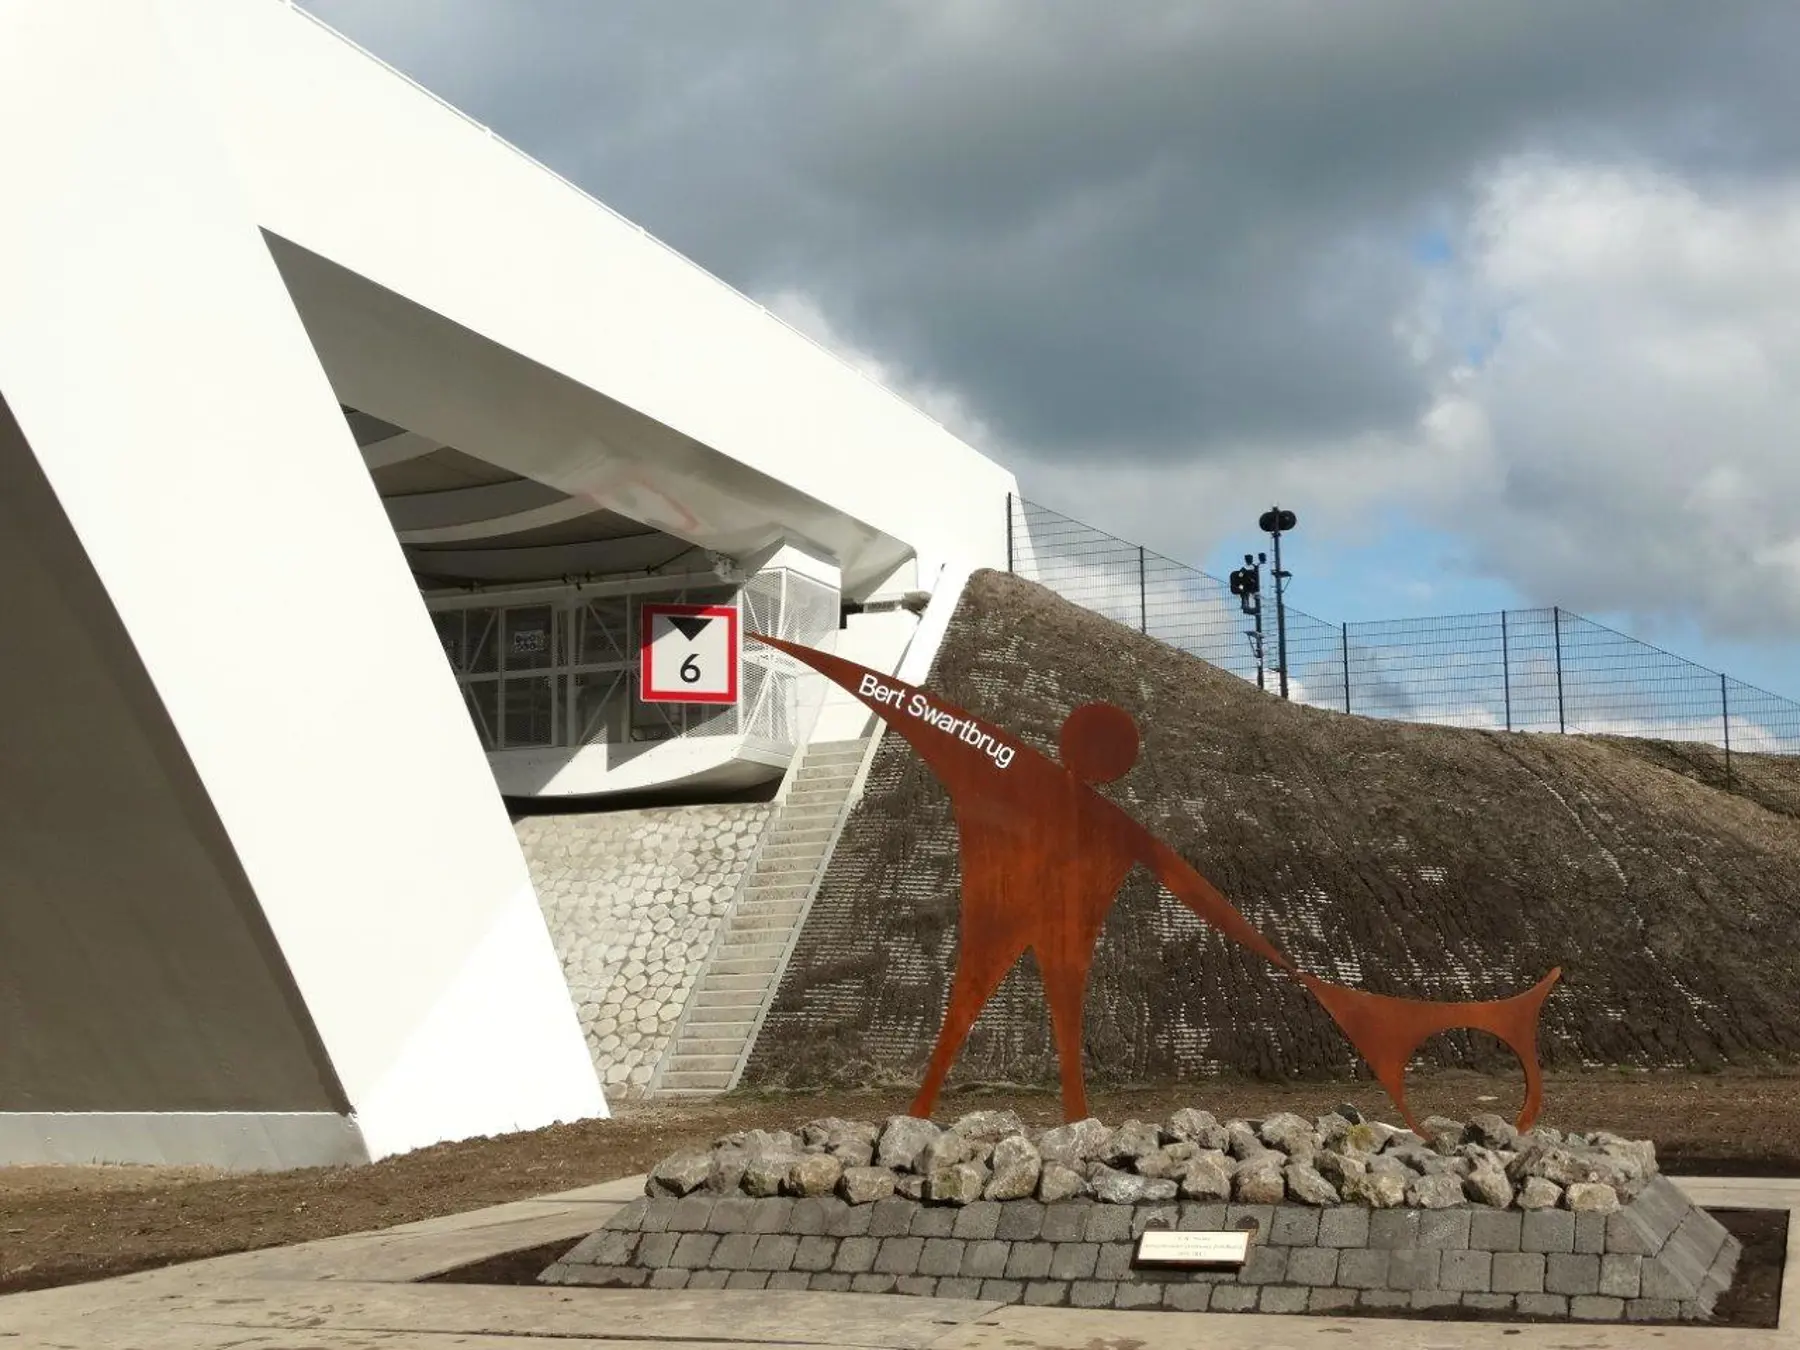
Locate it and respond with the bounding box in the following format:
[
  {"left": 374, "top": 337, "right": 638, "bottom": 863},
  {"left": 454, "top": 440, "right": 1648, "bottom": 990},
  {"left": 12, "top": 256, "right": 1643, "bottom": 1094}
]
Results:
[{"left": 0, "top": 0, "right": 1016, "bottom": 1168}]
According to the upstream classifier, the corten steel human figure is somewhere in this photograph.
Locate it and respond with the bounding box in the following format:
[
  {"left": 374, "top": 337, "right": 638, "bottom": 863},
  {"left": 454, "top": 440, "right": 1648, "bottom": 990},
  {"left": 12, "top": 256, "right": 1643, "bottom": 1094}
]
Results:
[{"left": 755, "top": 633, "right": 1559, "bottom": 1131}]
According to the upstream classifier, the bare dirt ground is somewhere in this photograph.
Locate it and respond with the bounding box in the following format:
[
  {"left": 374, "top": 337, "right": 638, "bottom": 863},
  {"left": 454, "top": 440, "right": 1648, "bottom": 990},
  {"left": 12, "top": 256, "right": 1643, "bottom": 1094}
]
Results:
[{"left": 5, "top": 1069, "right": 1800, "bottom": 1296}]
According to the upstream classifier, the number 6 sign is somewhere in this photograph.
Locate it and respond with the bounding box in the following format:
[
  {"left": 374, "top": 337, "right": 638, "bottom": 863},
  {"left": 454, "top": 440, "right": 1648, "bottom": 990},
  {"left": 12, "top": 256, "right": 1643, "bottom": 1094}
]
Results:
[{"left": 639, "top": 602, "right": 741, "bottom": 704}]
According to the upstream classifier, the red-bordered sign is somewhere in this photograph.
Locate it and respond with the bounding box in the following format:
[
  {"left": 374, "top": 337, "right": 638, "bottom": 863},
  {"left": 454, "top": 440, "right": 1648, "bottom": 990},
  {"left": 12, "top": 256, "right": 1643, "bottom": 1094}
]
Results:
[{"left": 639, "top": 603, "right": 740, "bottom": 704}]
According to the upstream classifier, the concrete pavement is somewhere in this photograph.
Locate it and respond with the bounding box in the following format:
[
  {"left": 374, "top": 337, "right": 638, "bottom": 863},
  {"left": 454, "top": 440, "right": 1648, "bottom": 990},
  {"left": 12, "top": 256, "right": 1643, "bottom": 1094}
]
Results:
[{"left": 0, "top": 1174, "right": 1790, "bottom": 1347}]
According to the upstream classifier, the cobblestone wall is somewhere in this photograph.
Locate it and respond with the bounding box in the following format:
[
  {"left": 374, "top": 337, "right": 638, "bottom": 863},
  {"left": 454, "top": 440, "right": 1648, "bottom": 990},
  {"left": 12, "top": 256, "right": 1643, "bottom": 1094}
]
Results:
[{"left": 518, "top": 805, "right": 773, "bottom": 1098}]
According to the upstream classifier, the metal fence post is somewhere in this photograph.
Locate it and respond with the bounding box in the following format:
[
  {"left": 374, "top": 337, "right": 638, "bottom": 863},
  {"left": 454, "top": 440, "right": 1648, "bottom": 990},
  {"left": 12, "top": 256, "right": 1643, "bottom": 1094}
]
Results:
[
  {"left": 1501, "top": 610, "right": 1513, "bottom": 732},
  {"left": 1138, "top": 546, "right": 1147, "bottom": 634},
  {"left": 1722, "top": 673, "right": 1734, "bottom": 787},
  {"left": 1341, "top": 622, "right": 1351, "bottom": 713},
  {"left": 1005, "top": 493, "right": 1015, "bottom": 573},
  {"left": 1553, "top": 606, "right": 1566, "bottom": 735}
]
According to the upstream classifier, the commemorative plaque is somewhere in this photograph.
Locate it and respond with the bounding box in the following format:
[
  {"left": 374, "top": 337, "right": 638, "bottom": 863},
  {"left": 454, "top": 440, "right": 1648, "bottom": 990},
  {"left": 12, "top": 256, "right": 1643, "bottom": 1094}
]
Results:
[{"left": 1134, "top": 1230, "right": 1252, "bottom": 1267}]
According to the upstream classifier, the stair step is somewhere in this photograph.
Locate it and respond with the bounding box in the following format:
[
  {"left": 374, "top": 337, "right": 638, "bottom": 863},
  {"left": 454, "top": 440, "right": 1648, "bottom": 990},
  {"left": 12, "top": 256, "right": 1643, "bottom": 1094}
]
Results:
[
  {"left": 735, "top": 897, "right": 807, "bottom": 915},
  {"left": 684, "top": 1008, "right": 757, "bottom": 1027},
  {"left": 717, "top": 935, "right": 788, "bottom": 953},
  {"left": 693, "top": 989, "right": 765, "bottom": 1007},
  {"left": 795, "top": 766, "right": 858, "bottom": 782},
  {"left": 661, "top": 1071, "right": 732, "bottom": 1090},
  {"left": 768, "top": 825, "right": 836, "bottom": 846},
  {"left": 743, "top": 880, "right": 812, "bottom": 899},
  {"left": 762, "top": 842, "right": 827, "bottom": 863},
  {"left": 668, "top": 1054, "right": 739, "bottom": 1074},
  {"left": 702, "top": 973, "right": 774, "bottom": 992},
  {"left": 710, "top": 956, "right": 781, "bottom": 977},
  {"left": 675, "top": 1037, "right": 747, "bottom": 1058},
  {"left": 658, "top": 1087, "right": 725, "bottom": 1099}
]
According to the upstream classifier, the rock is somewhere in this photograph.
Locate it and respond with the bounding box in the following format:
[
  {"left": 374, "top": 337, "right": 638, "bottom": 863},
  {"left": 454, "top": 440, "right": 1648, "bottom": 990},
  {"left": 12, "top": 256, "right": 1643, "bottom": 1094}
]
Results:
[
  {"left": 1463, "top": 1113, "right": 1520, "bottom": 1151},
  {"left": 950, "top": 1109, "right": 1028, "bottom": 1142},
  {"left": 1167, "top": 1108, "right": 1229, "bottom": 1151},
  {"left": 1313, "top": 1150, "right": 1366, "bottom": 1187},
  {"left": 1419, "top": 1116, "right": 1466, "bottom": 1156},
  {"left": 1259, "top": 1112, "right": 1318, "bottom": 1159},
  {"left": 742, "top": 1151, "right": 803, "bottom": 1198},
  {"left": 1518, "top": 1177, "right": 1563, "bottom": 1210},
  {"left": 1315, "top": 1115, "right": 1352, "bottom": 1150},
  {"left": 895, "top": 1174, "right": 927, "bottom": 1201},
  {"left": 1285, "top": 1161, "right": 1341, "bottom": 1206},
  {"left": 832, "top": 1139, "right": 875, "bottom": 1169},
  {"left": 927, "top": 1163, "right": 987, "bottom": 1205},
  {"left": 919, "top": 1131, "right": 974, "bottom": 1175},
  {"left": 1332, "top": 1103, "right": 1365, "bottom": 1124},
  {"left": 1037, "top": 1162, "right": 1088, "bottom": 1202},
  {"left": 1233, "top": 1158, "right": 1286, "bottom": 1204},
  {"left": 1508, "top": 1142, "right": 1627, "bottom": 1190},
  {"left": 1136, "top": 1142, "right": 1198, "bottom": 1180},
  {"left": 1090, "top": 1164, "right": 1154, "bottom": 1204},
  {"left": 1592, "top": 1132, "right": 1657, "bottom": 1177},
  {"left": 1342, "top": 1170, "right": 1407, "bottom": 1208},
  {"left": 1565, "top": 1182, "right": 1621, "bottom": 1213},
  {"left": 984, "top": 1135, "right": 1041, "bottom": 1201},
  {"left": 1339, "top": 1121, "right": 1393, "bottom": 1156},
  {"left": 1406, "top": 1172, "right": 1466, "bottom": 1209},
  {"left": 648, "top": 1151, "right": 711, "bottom": 1197},
  {"left": 1036, "top": 1118, "right": 1113, "bottom": 1169},
  {"left": 804, "top": 1117, "right": 879, "bottom": 1152},
  {"left": 738, "top": 1128, "right": 802, "bottom": 1157},
  {"left": 876, "top": 1116, "right": 941, "bottom": 1171},
  {"left": 1385, "top": 1145, "right": 1438, "bottom": 1175},
  {"left": 1177, "top": 1151, "right": 1234, "bottom": 1201},
  {"left": 1464, "top": 1162, "right": 1514, "bottom": 1208},
  {"left": 706, "top": 1148, "right": 749, "bottom": 1194},
  {"left": 1107, "top": 1119, "right": 1163, "bottom": 1166},
  {"left": 788, "top": 1153, "right": 843, "bottom": 1197},
  {"left": 1368, "top": 1155, "right": 1416, "bottom": 1183},
  {"left": 1226, "top": 1121, "right": 1271, "bottom": 1161},
  {"left": 1142, "top": 1178, "right": 1180, "bottom": 1201},
  {"left": 839, "top": 1166, "right": 897, "bottom": 1205}
]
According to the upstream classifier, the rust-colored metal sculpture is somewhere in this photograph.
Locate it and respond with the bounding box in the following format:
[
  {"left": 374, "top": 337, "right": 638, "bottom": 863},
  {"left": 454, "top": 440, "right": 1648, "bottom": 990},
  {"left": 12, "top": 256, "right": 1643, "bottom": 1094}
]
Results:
[{"left": 755, "top": 633, "right": 1560, "bottom": 1132}]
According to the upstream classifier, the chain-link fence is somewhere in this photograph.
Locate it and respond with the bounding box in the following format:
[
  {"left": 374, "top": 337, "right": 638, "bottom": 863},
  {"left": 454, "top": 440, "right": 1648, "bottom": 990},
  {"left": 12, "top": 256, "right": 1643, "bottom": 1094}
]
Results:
[{"left": 1009, "top": 496, "right": 1800, "bottom": 759}]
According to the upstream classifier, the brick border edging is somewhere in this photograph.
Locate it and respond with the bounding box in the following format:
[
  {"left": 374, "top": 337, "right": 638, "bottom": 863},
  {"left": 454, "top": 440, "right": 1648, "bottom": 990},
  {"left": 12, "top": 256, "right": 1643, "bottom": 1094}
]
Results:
[{"left": 542, "top": 1177, "right": 1739, "bottom": 1322}]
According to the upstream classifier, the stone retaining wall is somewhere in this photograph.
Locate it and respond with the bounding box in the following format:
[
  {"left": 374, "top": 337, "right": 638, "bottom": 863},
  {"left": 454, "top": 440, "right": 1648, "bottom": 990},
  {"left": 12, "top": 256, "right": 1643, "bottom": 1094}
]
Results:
[
  {"left": 545, "top": 1179, "right": 1738, "bottom": 1323},
  {"left": 519, "top": 805, "right": 773, "bottom": 1098}
]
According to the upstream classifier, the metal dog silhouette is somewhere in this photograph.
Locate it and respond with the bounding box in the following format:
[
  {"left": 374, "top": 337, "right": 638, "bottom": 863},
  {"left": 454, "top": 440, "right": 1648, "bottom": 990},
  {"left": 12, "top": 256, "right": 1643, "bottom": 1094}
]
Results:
[{"left": 755, "top": 633, "right": 1559, "bottom": 1132}]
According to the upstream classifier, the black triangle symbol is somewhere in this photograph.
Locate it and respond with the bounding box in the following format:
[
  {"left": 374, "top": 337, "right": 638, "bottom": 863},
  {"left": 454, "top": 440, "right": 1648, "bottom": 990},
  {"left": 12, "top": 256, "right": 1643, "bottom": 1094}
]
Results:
[{"left": 668, "top": 615, "right": 713, "bottom": 641}]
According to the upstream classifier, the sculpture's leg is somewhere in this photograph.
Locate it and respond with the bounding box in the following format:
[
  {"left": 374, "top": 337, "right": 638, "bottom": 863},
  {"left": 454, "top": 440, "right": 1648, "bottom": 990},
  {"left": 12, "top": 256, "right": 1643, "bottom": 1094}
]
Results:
[
  {"left": 1038, "top": 950, "right": 1092, "bottom": 1123},
  {"left": 909, "top": 939, "right": 1025, "bottom": 1120}
]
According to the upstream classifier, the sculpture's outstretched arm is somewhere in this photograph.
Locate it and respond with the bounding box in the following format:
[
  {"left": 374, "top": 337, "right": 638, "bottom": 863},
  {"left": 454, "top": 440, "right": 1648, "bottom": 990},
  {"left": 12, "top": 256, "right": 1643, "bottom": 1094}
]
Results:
[{"left": 1137, "top": 831, "right": 1292, "bottom": 972}]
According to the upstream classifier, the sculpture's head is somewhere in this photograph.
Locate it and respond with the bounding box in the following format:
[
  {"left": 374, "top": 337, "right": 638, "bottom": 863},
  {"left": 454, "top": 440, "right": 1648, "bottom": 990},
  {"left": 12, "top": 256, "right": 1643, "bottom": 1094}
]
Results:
[{"left": 1059, "top": 702, "right": 1139, "bottom": 784}]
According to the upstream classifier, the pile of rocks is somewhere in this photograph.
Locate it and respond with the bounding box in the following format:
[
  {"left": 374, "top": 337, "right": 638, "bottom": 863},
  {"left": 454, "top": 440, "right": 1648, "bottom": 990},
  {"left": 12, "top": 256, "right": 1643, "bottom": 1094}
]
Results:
[{"left": 647, "top": 1107, "right": 1658, "bottom": 1215}]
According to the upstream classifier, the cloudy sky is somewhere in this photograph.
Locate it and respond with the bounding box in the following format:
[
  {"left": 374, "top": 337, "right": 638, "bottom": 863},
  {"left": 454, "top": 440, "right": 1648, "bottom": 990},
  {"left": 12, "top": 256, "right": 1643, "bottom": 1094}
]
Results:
[{"left": 302, "top": 0, "right": 1800, "bottom": 700}]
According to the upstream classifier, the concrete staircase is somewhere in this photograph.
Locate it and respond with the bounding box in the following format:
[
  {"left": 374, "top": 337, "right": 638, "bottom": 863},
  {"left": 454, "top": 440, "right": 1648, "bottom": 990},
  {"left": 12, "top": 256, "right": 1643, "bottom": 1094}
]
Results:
[{"left": 653, "top": 736, "right": 872, "bottom": 1098}]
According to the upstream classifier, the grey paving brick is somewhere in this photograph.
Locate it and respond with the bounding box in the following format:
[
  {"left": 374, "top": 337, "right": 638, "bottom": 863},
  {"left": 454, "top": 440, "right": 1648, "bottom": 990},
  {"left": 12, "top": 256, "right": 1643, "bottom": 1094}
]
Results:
[
  {"left": 1095, "top": 1243, "right": 1135, "bottom": 1280},
  {"left": 1039, "top": 1203, "right": 1091, "bottom": 1242},
  {"left": 1492, "top": 1251, "right": 1545, "bottom": 1294},
  {"left": 639, "top": 1200, "right": 675, "bottom": 1233},
  {"left": 1115, "top": 1281, "right": 1164, "bottom": 1310},
  {"left": 1639, "top": 1254, "right": 1698, "bottom": 1301},
  {"left": 1211, "top": 1285, "right": 1259, "bottom": 1312},
  {"left": 610, "top": 1198, "right": 650, "bottom": 1231},
  {"left": 1411, "top": 1290, "right": 1463, "bottom": 1310},
  {"left": 687, "top": 1270, "right": 730, "bottom": 1290},
  {"left": 1514, "top": 1292, "right": 1568, "bottom": 1317},
  {"left": 1522, "top": 1209, "right": 1575, "bottom": 1254},
  {"left": 1005, "top": 1243, "right": 1054, "bottom": 1280},
  {"left": 996, "top": 1202, "right": 1044, "bottom": 1241},
  {"left": 1360, "top": 1289, "right": 1412, "bottom": 1309},
  {"left": 789, "top": 1196, "right": 844, "bottom": 1235},
  {"left": 1387, "top": 1248, "right": 1441, "bottom": 1291},
  {"left": 726, "top": 1271, "right": 769, "bottom": 1290},
  {"left": 1180, "top": 1202, "right": 1228, "bottom": 1232},
  {"left": 670, "top": 1233, "right": 720, "bottom": 1269},
  {"left": 564, "top": 1230, "right": 637, "bottom": 1267},
  {"left": 747, "top": 1199, "right": 795, "bottom": 1234},
  {"left": 1271, "top": 1206, "right": 1320, "bottom": 1247},
  {"left": 1419, "top": 1208, "right": 1473, "bottom": 1250},
  {"left": 1574, "top": 1211, "right": 1607, "bottom": 1255},
  {"left": 953, "top": 1201, "right": 1002, "bottom": 1240},
  {"left": 1225, "top": 1205, "right": 1274, "bottom": 1239},
  {"left": 766, "top": 1271, "right": 810, "bottom": 1291},
  {"left": 1022, "top": 1280, "right": 1069, "bottom": 1306},
  {"left": 1260, "top": 1285, "right": 1311, "bottom": 1313},
  {"left": 936, "top": 1277, "right": 983, "bottom": 1301},
  {"left": 833, "top": 1236, "right": 878, "bottom": 1273},
  {"left": 648, "top": 1268, "right": 690, "bottom": 1289},
  {"left": 850, "top": 1273, "right": 896, "bottom": 1294},
  {"left": 910, "top": 1206, "right": 956, "bottom": 1238},
  {"left": 1132, "top": 1205, "right": 1182, "bottom": 1239},
  {"left": 963, "top": 1239, "right": 1011, "bottom": 1279},
  {"left": 1440, "top": 1249, "right": 1492, "bottom": 1292},
  {"left": 895, "top": 1275, "right": 937, "bottom": 1297},
  {"left": 1085, "top": 1205, "right": 1134, "bottom": 1243},
  {"left": 919, "top": 1238, "right": 966, "bottom": 1277},
  {"left": 792, "top": 1235, "right": 837, "bottom": 1272},
  {"left": 1236, "top": 1245, "right": 1288, "bottom": 1285},
  {"left": 1309, "top": 1287, "right": 1358, "bottom": 1313},
  {"left": 1464, "top": 1292, "right": 1516, "bottom": 1313},
  {"left": 1318, "top": 1207, "right": 1371, "bottom": 1248},
  {"left": 875, "top": 1236, "right": 924, "bottom": 1275},
  {"left": 1050, "top": 1242, "right": 1100, "bottom": 1280},
  {"left": 636, "top": 1233, "right": 680, "bottom": 1269},
  {"left": 707, "top": 1199, "right": 755, "bottom": 1234},
  {"left": 1666, "top": 1209, "right": 1728, "bottom": 1279},
  {"left": 1165, "top": 1283, "right": 1213, "bottom": 1311},
  {"left": 1370, "top": 1209, "right": 1422, "bottom": 1250},
  {"left": 827, "top": 1203, "right": 873, "bottom": 1237},
  {"left": 749, "top": 1234, "right": 798, "bottom": 1272},
  {"left": 1337, "top": 1249, "right": 1390, "bottom": 1289},
  {"left": 1571, "top": 1294, "right": 1624, "bottom": 1320},
  {"left": 669, "top": 1196, "right": 715, "bottom": 1232},
  {"left": 1605, "top": 1208, "right": 1660, "bottom": 1256},
  {"left": 1471, "top": 1209, "right": 1522, "bottom": 1252},
  {"left": 869, "top": 1198, "right": 914, "bottom": 1237},
  {"left": 1632, "top": 1177, "right": 1696, "bottom": 1249},
  {"left": 1600, "top": 1253, "right": 1642, "bottom": 1298},
  {"left": 560, "top": 1264, "right": 647, "bottom": 1288},
  {"left": 1070, "top": 1280, "right": 1116, "bottom": 1308},
  {"left": 1626, "top": 1297, "right": 1681, "bottom": 1321},
  {"left": 1546, "top": 1252, "right": 1599, "bottom": 1296},
  {"left": 1286, "top": 1247, "right": 1338, "bottom": 1286},
  {"left": 980, "top": 1278, "right": 1025, "bottom": 1303}
]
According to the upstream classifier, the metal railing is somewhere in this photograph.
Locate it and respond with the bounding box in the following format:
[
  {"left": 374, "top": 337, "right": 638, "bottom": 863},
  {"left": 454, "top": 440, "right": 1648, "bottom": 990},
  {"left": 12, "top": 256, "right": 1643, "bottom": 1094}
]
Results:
[{"left": 1009, "top": 496, "right": 1800, "bottom": 764}]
